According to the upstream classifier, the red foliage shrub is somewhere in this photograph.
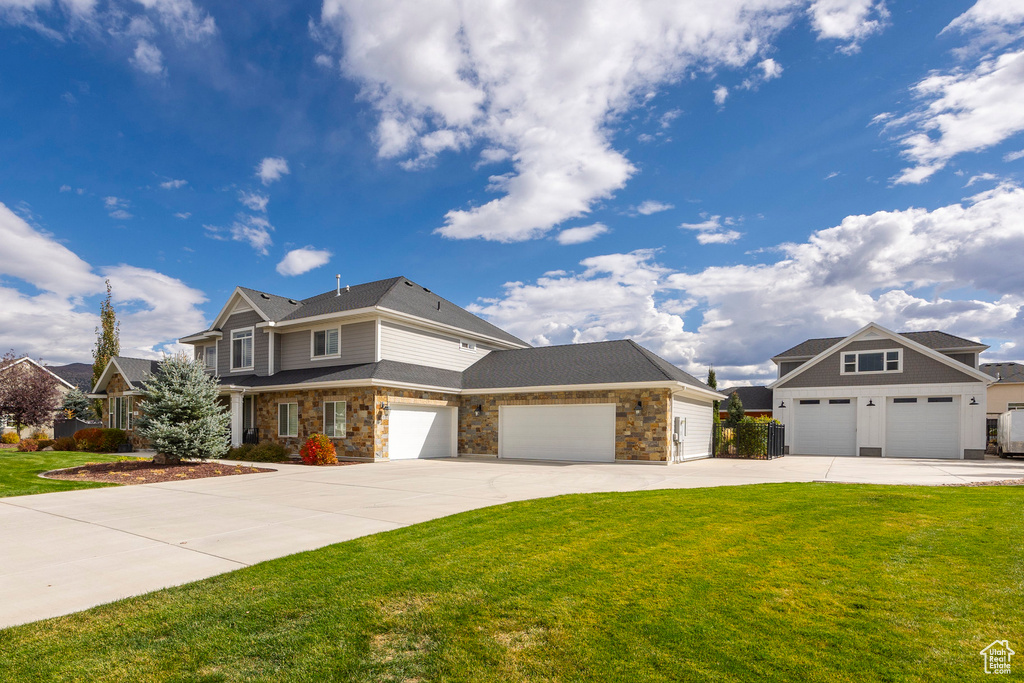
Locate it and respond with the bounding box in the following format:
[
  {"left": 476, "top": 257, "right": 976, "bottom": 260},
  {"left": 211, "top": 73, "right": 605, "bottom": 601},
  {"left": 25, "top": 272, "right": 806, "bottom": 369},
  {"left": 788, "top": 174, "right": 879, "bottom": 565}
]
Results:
[
  {"left": 53, "top": 436, "right": 77, "bottom": 451},
  {"left": 18, "top": 438, "right": 39, "bottom": 452},
  {"left": 300, "top": 433, "right": 338, "bottom": 466},
  {"left": 73, "top": 428, "right": 104, "bottom": 452}
]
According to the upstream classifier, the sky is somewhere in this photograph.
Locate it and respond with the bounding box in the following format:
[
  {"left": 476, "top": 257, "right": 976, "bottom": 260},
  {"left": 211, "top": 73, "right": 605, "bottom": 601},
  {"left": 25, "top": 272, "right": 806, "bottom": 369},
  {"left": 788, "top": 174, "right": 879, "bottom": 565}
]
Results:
[{"left": 1, "top": 0, "right": 1023, "bottom": 386}]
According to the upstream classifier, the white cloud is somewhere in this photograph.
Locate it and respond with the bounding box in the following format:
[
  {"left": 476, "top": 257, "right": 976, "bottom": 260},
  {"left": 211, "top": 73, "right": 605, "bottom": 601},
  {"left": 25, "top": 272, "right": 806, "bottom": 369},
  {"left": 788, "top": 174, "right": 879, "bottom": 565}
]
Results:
[
  {"left": 59, "top": 184, "right": 72, "bottom": 192},
  {"left": 944, "top": 0, "right": 1024, "bottom": 50},
  {"left": 759, "top": 57, "right": 783, "bottom": 80},
  {"left": 0, "top": 201, "right": 207, "bottom": 363},
  {"left": 965, "top": 172, "right": 998, "bottom": 186},
  {"left": 556, "top": 223, "right": 609, "bottom": 245},
  {"left": 173, "top": 211, "right": 191, "bottom": 219},
  {"left": 318, "top": 0, "right": 875, "bottom": 243},
  {"left": 824, "top": 170, "right": 840, "bottom": 179},
  {"left": 471, "top": 184, "right": 1024, "bottom": 383},
  {"left": 103, "top": 196, "right": 133, "bottom": 219},
  {"left": 228, "top": 215, "right": 273, "bottom": 254},
  {"left": 130, "top": 39, "right": 166, "bottom": 76},
  {"left": 314, "top": 53, "right": 334, "bottom": 69},
  {"left": 275, "top": 246, "right": 332, "bottom": 276},
  {"left": 256, "top": 157, "right": 289, "bottom": 185},
  {"left": 634, "top": 200, "right": 674, "bottom": 215},
  {"left": 1004, "top": 148, "right": 1024, "bottom": 161},
  {"left": 679, "top": 214, "right": 742, "bottom": 244},
  {"left": 159, "top": 178, "right": 187, "bottom": 189},
  {"left": 238, "top": 190, "right": 269, "bottom": 212},
  {"left": 713, "top": 85, "right": 729, "bottom": 106},
  {"left": 886, "top": 48, "right": 1024, "bottom": 185},
  {"left": 131, "top": 0, "right": 216, "bottom": 42},
  {"left": 808, "top": 0, "right": 888, "bottom": 52}
]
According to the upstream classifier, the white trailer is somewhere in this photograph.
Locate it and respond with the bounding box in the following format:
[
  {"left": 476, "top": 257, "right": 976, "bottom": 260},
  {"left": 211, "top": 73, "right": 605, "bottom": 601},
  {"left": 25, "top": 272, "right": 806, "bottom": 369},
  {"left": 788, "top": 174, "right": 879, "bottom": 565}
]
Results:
[{"left": 996, "top": 410, "right": 1024, "bottom": 458}]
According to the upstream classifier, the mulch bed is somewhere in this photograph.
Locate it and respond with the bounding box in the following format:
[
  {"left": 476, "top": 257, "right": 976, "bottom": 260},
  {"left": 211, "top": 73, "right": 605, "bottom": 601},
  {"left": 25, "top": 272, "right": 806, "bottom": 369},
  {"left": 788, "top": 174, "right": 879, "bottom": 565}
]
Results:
[{"left": 43, "top": 460, "right": 275, "bottom": 485}]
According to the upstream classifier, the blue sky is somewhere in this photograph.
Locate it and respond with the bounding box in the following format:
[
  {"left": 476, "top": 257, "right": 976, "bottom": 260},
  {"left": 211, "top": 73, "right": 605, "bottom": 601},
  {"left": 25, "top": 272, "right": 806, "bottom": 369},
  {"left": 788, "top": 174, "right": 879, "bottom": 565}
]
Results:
[{"left": 1, "top": 0, "right": 1023, "bottom": 384}]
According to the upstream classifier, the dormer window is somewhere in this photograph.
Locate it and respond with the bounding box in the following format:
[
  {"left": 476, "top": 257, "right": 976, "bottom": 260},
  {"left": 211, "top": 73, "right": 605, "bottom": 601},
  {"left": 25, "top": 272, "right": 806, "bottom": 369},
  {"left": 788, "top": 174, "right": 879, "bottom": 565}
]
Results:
[
  {"left": 841, "top": 349, "right": 901, "bottom": 375},
  {"left": 312, "top": 327, "right": 340, "bottom": 359},
  {"left": 460, "top": 339, "right": 477, "bottom": 352}
]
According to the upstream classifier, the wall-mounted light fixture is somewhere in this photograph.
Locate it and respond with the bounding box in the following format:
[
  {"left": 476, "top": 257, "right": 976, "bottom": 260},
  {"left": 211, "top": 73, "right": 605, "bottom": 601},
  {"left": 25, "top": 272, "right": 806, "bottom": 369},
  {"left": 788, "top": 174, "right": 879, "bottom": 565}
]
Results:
[
  {"left": 970, "top": 397, "right": 978, "bottom": 405},
  {"left": 379, "top": 403, "right": 390, "bottom": 421},
  {"left": 634, "top": 401, "right": 643, "bottom": 416},
  {"left": 866, "top": 399, "right": 875, "bottom": 407},
  {"left": 778, "top": 400, "right": 786, "bottom": 409},
  {"left": 474, "top": 404, "right": 483, "bottom": 417}
]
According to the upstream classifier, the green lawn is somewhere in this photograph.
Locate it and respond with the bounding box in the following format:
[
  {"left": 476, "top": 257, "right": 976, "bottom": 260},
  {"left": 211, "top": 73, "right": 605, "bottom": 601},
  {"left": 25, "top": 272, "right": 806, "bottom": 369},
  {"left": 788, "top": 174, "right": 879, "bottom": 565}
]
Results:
[
  {"left": 1, "top": 484, "right": 1021, "bottom": 681},
  {"left": 0, "top": 450, "right": 129, "bottom": 498}
]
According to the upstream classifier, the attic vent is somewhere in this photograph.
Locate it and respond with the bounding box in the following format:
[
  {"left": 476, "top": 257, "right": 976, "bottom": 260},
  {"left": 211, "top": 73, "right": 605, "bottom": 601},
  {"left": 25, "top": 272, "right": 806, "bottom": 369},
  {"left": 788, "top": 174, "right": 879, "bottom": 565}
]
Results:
[
  {"left": 404, "top": 281, "right": 413, "bottom": 286},
  {"left": 260, "top": 293, "right": 270, "bottom": 300},
  {"left": 288, "top": 299, "right": 298, "bottom": 305}
]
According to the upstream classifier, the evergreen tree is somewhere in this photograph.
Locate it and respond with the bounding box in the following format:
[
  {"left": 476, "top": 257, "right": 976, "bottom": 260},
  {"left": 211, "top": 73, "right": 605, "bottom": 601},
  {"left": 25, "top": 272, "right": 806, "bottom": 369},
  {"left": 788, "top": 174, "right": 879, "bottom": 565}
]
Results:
[
  {"left": 60, "top": 387, "right": 95, "bottom": 420},
  {"left": 707, "top": 366, "right": 720, "bottom": 424},
  {"left": 726, "top": 391, "right": 745, "bottom": 426},
  {"left": 92, "top": 280, "right": 120, "bottom": 391},
  {"left": 135, "top": 354, "right": 230, "bottom": 463}
]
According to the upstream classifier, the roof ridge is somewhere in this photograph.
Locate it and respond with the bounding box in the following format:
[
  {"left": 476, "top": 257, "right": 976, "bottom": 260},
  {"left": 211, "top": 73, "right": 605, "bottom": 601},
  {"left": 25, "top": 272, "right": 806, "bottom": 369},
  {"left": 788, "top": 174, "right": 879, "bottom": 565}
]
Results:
[
  {"left": 303, "top": 276, "right": 406, "bottom": 303},
  {"left": 623, "top": 339, "right": 676, "bottom": 382}
]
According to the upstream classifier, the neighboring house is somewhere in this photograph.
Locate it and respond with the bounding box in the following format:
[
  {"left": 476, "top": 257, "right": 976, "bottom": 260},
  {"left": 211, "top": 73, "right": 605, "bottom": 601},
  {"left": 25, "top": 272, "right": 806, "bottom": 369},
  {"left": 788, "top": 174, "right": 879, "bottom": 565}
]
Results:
[
  {"left": 981, "top": 362, "right": 1024, "bottom": 417},
  {"left": 718, "top": 386, "right": 773, "bottom": 420},
  {"left": 768, "top": 323, "right": 992, "bottom": 459},
  {"left": 90, "top": 357, "right": 161, "bottom": 448},
  {"left": 91, "top": 277, "right": 725, "bottom": 464},
  {"left": 0, "top": 357, "right": 75, "bottom": 438}
]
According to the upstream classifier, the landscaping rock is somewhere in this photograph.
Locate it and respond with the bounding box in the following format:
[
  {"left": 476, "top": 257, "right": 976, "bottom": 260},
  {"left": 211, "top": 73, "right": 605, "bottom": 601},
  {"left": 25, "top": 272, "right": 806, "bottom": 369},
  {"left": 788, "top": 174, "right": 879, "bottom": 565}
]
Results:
[{"left": 41, "top": 446, "right": 54, "bottom": 451}]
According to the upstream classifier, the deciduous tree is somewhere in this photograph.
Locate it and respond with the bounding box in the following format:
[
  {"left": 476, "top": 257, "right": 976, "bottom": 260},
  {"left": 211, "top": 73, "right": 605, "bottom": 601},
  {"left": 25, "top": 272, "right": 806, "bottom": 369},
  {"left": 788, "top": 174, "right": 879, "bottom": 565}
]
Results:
[{"left": 0, "top": 352, "right": 63, "bottom": 438}]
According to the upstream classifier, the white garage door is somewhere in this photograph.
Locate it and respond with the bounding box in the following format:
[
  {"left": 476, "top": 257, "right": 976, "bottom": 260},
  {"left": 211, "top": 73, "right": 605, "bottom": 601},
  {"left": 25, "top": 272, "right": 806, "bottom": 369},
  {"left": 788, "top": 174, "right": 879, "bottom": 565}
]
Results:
[
  {"left": 885, "top": 396, "right": 960, "bottom": 459},
  {"left": 499, "top": 404, "right": 615, "bottom": 462},
  {"left": 389, "top": 405, "right": 455, "bottom": 460},
  {"left": 793, "top": 398, "right": 856, "bottom": 456}
]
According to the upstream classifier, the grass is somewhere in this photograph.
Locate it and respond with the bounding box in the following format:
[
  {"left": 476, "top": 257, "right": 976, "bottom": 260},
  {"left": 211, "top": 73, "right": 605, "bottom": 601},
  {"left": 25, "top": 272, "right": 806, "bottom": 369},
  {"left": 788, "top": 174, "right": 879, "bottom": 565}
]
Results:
[
  {"left": 1, "top": 483, "right": 1021, "bottom": 681},
  {"left": 0, "top": 450, "right": 131, "bottom": 498}
]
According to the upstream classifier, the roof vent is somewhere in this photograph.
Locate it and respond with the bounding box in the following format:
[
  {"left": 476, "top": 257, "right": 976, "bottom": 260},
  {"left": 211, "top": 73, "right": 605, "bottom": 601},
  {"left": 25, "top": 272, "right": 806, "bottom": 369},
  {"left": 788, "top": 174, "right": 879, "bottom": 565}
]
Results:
[
  {"left": 260, "top": 293, "right": 270, "bottom": 300},
  {"left": 288, "top": 299, "right": 298, "bottom": 305},
  {"left": 405, "top": 280, "right": 413, "bottom": 286},
  {"left": 423, "top": 287, "right": 431, "bottom": 293}
]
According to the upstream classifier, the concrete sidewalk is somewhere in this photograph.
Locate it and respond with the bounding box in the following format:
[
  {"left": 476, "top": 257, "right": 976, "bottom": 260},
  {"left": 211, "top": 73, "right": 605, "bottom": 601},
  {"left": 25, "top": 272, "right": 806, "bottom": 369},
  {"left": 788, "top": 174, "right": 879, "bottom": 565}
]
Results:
[{"left": 2, "top": 454, "right": 1023, "bottom": 629}]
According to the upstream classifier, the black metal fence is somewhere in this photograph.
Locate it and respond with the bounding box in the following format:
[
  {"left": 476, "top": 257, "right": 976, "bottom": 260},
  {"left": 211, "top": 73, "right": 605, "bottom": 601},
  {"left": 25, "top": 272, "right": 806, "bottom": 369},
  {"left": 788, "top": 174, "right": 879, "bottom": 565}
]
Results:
[
  {"left": 713, "top": 422, "right": 785, "bottom": 460},
  {"left": 53, "top": 418, "right": 102, "bottom": 439},
  {"left": 242, "top": 428, "right": 260, "bottom": 445}
]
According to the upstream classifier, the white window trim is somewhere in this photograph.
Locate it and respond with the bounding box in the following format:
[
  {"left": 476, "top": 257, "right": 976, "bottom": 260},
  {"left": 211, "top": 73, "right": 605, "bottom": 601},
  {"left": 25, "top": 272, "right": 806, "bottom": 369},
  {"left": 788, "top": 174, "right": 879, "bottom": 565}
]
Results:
[
  {"left": 230, "top": 326, "right": 255, "bottom": 372},
  {"left": 459, "top": 339, "right": 477, "bottom": 352},
  {"left": 278, "top": 402, "right": 298, "bottom": 437},
  {"left": 1008, "top": 403, "right": 1024, "bottom": 411},
  {"left": 323, "top": 400, "right": 347, "bottom": 438},
  {"left": 840, "top": 349, "right": 903, "bottom": 376},
  {"left": 309, "top": 325, "right": 342, "bottom": 361},
  {"left": 204, "top": 343, "right": 218, "bottom": 371}
]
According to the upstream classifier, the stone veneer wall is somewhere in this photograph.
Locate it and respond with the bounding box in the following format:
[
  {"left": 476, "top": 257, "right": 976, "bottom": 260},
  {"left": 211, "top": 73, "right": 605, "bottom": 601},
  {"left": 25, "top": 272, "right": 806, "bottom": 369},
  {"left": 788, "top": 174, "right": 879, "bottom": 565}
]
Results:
[
  {"left": 100, "top": 373, "right": 149, "bottom": 449},
  {"left": 458, "top": 388, "right": 672, "bottom": 462}
]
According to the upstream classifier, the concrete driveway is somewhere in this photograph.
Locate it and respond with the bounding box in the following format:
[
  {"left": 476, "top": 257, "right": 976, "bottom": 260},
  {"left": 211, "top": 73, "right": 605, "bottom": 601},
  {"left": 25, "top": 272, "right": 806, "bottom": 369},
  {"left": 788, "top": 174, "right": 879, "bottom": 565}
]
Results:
[{"left": 3, "top": 454, "right": 1023, "bottom": 629}]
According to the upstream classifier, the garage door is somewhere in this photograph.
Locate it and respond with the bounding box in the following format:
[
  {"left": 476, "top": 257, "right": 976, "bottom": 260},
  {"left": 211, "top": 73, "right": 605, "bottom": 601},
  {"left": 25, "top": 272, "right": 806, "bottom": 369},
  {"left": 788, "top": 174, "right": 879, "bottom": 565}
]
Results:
[
  {"left": 885, "top": 396, "right": 959, "bottom": 459},
  {"left": 793, "top": 398, "right": 856, "bottom": 456},
  {"left": 499, "top": 404, "right": 615, "bottom": 462},
  {"left": 389, "top": 405, "right": 455, "bottom": 460}
]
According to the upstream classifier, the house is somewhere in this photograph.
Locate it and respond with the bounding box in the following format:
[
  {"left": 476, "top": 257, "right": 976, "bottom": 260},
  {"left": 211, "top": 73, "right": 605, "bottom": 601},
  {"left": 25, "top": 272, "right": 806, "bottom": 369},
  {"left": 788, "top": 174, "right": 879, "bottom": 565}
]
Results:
[
  {"left": 768, "top": 323, "right": 992, "bottom": 459},
  {"left": 718, "top": 386, "right": 773, "bottom": 420},
  {"left": 46, "top": 362, "right": 95, "bottom": 392},
  {"left": 981, "top": 362, "right": 1024, "bottom": 417},
  {"left": 0, "top": 357, "right": 76, "bottom": 438},
  {"left": 90, "top": 276, "right": 725, "bottom": 464}
]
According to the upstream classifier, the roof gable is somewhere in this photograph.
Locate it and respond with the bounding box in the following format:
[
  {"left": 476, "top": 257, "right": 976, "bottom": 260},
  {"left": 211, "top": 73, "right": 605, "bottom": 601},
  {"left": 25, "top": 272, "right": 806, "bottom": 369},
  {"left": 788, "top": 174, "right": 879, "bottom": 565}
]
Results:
[
  {"left": 774, "top": 329, "right": 988, "bottom": 360},
  {"left": 91, "top": 356, "right": 161, "bottom": 393},
  {"left": 0, "top": 357, "right": 75, "bottom": 390},
  {"left": 770, "top": 323, "right": 994, "bottom": 389}
]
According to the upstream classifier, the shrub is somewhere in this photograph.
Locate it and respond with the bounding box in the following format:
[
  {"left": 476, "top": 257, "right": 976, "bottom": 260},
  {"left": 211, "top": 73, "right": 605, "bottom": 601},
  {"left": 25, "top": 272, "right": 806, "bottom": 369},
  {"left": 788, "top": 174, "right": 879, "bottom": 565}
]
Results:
[
  {"left": 53, "top": 436, "right": 77, "bottom": 451},
  {"left": 1, "top": 432, "right": 18, "bottom": 444},
  {"left": 73, "top": 428, "right": 104, "bottom": 452},
  {"left": 30, "top": 429, "right": 47, "bottom": 440},
  {"left": 224, "top": 443, "right": 255, "bottom": 461},
  {"left": 250, "top": 442, "right": 290, "bottom": 463},
  {"left": 18, "top": 438, "right": 39, "bottom": 452},
  {"left": 36, "top": 439, "right": 54, "bottom": 450},
  {"left": 300, "top": 433, "right": 337, "bottom": 466},
  {"left": 100, "top": 428, "right": 128, "bottom": 452}
]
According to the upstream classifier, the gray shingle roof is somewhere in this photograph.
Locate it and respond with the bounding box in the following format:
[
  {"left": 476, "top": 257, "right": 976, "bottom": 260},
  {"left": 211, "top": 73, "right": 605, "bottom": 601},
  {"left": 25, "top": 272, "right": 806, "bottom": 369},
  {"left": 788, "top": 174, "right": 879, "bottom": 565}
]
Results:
[
  {"left": 774, "top": 330, "right": 988, "bottom": 359},
  {"left": 981, "top": 362, "right": 1024, "bottom": 384},
  {"left": 113, "top": 357, "right": 161, "bottom": 389},
  {"left": 238, "top": 286, "right": 303, "bottom": 321},
  {"left": 222, "top": 360, "right": 463, "bottom": 390},
  {"left": 47, "top": 363, "right": 94, "bottom": 391},
  {"left": 461, "top": 339, "right": 712, "bottom": 391},
  {"left": 719, "top": 386, "right": 774, "bottom": 411}
]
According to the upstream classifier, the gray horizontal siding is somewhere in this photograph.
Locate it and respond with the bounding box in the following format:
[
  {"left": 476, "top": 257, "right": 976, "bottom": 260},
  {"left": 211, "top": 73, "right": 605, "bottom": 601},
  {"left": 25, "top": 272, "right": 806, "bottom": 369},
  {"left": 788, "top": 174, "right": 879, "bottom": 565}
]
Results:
[
  {"left": 379, "top": 321, "right": 490, "bottom": 372},
  {"left": 218, "top": 311, "right": 266, "bottom": 377},
  {"left": 278, "top": 321, "right": 376, "bottom": 371},
  {"left": 943, "top": 352, "right": 977, "bottom": 368},
  {"left": 776, "top": 340, "right": 979, "bottom": 388}
]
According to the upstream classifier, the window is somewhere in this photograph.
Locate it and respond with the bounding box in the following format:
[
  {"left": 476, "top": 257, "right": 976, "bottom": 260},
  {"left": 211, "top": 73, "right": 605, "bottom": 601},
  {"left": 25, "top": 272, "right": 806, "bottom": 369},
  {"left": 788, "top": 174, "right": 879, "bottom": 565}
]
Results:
[
  {"left": 324, "top": 401, "right": 347, "bottom": 438},
  {"left": 1008, "top": 403, "right": 1024, "bottom": 411},
  {"left": 278, "top": 403, "right": 298, "bottom": 437},
  {"left": 109, "top": 396, "right": 133, "bottom": 430},
  {"left": 893, "top": 397, "right": 917, "bottom": 404},
  {"left": 799, "top": 399, "right": 820, "bottom": 405},
  {"left": 231, "top": 328, "right": 254, "bottom": 371},
  {"left": 312, "top": 328, "right": 340, "bottom": 358},
  {"left": 460, "top": 339, "right": 477, "bottom": 352},
  {"left": 840, "top": 349, "right": 902, "bottom": 375},
  {"left": 828, "top": 399, "right": 851, "bottom": 404},
  {"left": 203, "top": 344, "right": 217, "bottom": 371},
  {"left": 927, "top": 397, "right": 953, "bottom": 403}
]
